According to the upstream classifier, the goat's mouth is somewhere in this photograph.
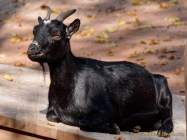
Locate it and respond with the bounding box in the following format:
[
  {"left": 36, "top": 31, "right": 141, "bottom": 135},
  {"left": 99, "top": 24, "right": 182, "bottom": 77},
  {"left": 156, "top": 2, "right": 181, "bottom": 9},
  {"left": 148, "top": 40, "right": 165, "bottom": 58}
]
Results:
[{"left": 27, "top": 51, "right": 46, "bottom": 62}]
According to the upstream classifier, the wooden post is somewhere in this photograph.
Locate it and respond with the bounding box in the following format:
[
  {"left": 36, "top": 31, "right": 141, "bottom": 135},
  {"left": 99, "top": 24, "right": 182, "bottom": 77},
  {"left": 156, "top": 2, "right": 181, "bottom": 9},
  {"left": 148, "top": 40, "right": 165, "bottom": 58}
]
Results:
[{"left": 184, "top": 46, "right": 187, "bottom": 138}]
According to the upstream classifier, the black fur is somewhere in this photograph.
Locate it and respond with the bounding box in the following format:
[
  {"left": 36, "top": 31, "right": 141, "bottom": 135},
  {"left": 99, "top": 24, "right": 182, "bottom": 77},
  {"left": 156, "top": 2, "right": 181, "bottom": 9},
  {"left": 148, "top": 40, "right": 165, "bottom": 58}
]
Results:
[{"left": 27, "top": 11, "right": 173, "bottom": 137}]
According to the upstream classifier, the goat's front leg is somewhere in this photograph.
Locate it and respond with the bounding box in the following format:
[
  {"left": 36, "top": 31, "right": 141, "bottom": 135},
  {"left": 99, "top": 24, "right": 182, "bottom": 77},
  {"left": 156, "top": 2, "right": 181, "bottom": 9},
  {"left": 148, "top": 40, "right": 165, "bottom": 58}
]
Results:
[
  {"left": 46, "top": 105, "right": 60, "bottom": 123},
  {"left": 46, "top": 87, "right": 60, "bottom": 123}
]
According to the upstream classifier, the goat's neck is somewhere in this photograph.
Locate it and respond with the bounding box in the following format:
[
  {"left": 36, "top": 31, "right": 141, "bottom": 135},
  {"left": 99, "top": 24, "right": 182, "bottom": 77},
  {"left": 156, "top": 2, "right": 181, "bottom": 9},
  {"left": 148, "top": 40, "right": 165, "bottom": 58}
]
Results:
[{"left": 48, "top": 40, "right": 76, "bottom": 84}]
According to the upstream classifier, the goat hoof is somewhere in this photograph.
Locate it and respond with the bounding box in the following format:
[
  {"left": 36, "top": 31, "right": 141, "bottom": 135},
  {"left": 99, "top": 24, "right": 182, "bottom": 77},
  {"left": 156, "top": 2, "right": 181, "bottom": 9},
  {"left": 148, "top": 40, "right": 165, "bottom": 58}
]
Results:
[
  {"left": 112, "top": 123, "right": 120, "bottom": 134},
  {"left": 102, "top": 123, "right": 120, "bottom": 134},
  {"left": 157, "top": 120, "right": 173, "bottom": 137},
  {"left": 157, "top": 126, "right": 171, "bottom": 138},
  {"left": 47, "top": 113, "right": 60, "bottom": 123},
  {"left": 132, "top": 125, "right": 141, "bottom": 133},
  {"left": 157, "top": 130, "right": 170, "bottom": 137}
]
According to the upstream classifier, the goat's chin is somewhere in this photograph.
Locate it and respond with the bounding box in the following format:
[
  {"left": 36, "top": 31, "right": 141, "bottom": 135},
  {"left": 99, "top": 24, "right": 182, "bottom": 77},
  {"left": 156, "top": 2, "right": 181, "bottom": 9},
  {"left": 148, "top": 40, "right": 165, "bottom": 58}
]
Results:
[
  {"left": 29, "top": 56, "right": 46, "bottom": 62},
  {"left": 28, "top": 53, "right": 47, "bottom": 62}
]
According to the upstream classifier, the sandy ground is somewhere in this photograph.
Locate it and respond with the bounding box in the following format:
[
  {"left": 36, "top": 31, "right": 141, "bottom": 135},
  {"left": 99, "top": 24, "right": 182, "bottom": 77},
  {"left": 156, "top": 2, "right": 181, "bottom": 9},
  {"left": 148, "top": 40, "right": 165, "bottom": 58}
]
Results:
[{"left": 0, "top": 0, "right": 186, "bottom": 95}]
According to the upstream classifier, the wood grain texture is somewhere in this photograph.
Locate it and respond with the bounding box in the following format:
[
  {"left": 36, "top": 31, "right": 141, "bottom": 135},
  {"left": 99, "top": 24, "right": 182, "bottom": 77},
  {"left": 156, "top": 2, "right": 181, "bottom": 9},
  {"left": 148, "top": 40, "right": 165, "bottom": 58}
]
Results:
[{"left": 0, "top": 128, "right": 42, "bottom": 140}]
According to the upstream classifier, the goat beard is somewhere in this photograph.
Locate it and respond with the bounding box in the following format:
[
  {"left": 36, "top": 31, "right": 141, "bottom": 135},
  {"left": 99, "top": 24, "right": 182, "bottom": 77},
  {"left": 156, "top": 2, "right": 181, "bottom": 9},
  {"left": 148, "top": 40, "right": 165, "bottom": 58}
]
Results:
[{"left": 39, "top": 62, "right": 46, "bottom": 82}]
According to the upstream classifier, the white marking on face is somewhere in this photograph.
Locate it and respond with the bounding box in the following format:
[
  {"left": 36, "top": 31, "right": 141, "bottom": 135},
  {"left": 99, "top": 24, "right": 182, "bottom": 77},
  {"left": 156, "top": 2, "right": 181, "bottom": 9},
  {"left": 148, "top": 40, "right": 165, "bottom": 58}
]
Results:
[
  {"left": 32, "top": 40, "right": 39, "bottom": 46},
  {"left": 44, "top": 20, "right": 51, "bottom": 24}
]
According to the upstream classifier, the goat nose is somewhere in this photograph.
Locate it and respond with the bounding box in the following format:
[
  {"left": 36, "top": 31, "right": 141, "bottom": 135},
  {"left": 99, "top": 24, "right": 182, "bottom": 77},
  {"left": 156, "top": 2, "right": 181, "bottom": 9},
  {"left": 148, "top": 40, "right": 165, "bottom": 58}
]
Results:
[{"left": 27, "top": 44, "right": 41, "bottom": 55}]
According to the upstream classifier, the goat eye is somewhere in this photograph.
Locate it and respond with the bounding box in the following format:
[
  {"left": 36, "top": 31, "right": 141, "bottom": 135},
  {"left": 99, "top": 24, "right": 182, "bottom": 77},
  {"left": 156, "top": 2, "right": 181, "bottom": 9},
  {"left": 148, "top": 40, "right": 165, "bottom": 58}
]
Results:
[
  {"left": 33, "top": 26, "right": 38, "bottom": 34},
  {"left": 33, "top": 28, "right": 36, "bottom": 34}
]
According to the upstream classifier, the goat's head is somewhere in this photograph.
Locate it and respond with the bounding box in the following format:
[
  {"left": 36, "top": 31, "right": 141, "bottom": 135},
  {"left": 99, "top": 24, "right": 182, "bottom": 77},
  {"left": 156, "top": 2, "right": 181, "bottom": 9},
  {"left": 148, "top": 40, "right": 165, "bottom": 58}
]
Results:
[{"left": 27, "top": 7, "right": 80, "bottom": 63}]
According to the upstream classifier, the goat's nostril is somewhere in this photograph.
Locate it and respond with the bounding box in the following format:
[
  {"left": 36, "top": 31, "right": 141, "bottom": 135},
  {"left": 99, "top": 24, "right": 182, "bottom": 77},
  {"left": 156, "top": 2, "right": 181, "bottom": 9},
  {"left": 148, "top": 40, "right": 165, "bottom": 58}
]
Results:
[
  {"left": 30, "top": 47, "right": 35, "bottom": 51},
  {"left": 27, "top": 44, "right": 42, "bottom": 55},
  {"left": 27, "top": 48, "right": 34, "bottom": 55}
]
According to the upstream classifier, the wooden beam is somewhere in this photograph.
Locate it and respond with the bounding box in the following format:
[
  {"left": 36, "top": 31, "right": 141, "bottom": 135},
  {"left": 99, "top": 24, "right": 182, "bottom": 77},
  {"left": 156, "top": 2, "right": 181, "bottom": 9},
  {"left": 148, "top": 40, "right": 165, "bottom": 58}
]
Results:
[
  {"left": 57, "top": 131, "right": 95, "bottom": 140},
  {"left": 0, "top": 128, "right": 42, "bottom": 140},
  {"left": 0, "top": 115, "right": 94, "bottom": 140}
]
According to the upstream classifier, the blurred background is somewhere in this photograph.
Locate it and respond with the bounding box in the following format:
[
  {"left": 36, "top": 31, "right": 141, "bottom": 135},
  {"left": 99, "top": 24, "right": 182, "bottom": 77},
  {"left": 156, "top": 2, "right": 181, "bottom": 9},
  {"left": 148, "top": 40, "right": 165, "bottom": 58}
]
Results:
[{"left": 0, "top": 0, "right": 186, "bottom": 96}]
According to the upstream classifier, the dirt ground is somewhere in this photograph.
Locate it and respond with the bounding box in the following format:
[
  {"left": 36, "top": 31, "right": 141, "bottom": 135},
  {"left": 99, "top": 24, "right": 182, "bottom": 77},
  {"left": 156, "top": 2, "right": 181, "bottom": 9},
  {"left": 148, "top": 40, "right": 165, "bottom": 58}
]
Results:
[{"left": 0, "top": 0, "right": 186, "bottom": 95}]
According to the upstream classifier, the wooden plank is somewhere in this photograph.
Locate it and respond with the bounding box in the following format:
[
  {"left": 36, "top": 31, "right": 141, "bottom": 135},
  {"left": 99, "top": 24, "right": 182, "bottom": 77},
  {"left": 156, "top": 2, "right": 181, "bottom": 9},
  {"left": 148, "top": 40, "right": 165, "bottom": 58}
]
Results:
[
  {"left": 0, "top": 115, "right": 57, "bottom": 139},
  {"left": 0, "top": 116, "right": 93, "bottom": 140},
  {"left": 57, "top": 131, "right": 95, "bottom": 140},
  {"left": 0, "top": 128, "right": 42, "bottom": 140}
]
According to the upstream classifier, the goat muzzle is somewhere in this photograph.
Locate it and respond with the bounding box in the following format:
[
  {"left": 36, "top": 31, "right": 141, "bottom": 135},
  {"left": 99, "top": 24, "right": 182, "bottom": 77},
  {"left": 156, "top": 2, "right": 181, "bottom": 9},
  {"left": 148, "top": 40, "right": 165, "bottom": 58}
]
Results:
[{"left": 27, "top": 41, "right": 45, "bottom": 59}]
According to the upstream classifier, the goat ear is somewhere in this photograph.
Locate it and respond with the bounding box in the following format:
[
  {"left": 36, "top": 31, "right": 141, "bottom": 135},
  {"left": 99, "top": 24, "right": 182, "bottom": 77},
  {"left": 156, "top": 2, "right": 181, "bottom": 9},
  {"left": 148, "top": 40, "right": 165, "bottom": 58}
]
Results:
[
  {"left": 38, "top": 16, "right": 43, "bottom": 24},
  {"left": 66, "top": 18, "right": 80, "bottom": 38}
]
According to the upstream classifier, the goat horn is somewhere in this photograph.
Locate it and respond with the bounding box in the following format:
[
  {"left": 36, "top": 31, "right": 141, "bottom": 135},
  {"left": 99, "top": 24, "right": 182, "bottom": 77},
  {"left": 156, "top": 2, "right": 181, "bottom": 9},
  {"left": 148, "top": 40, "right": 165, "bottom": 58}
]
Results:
[
  {"left": 56, "top": 9, "right": 76, "bottom": 21},
  {"left": 44, "top": 7, "right": 52, "bottom": 20}
]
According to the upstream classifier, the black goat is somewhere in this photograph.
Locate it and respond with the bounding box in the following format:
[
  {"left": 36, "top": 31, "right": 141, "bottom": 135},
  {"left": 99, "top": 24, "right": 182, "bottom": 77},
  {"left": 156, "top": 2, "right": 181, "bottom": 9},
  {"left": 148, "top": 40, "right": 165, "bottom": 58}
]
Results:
[{"left": 27, "top": 8, "right": 173, "bottom": 137}]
